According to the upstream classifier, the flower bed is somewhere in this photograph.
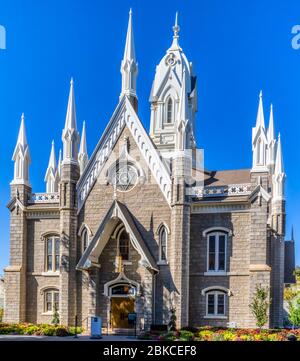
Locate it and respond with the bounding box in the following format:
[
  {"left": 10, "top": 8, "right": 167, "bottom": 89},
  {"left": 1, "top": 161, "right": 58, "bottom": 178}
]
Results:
[
  {"left": 139, "top": 327, "right": 300, "bottom": 341},
  {"left": 0, "top": 323, "right": 83, "bottom": 337}
]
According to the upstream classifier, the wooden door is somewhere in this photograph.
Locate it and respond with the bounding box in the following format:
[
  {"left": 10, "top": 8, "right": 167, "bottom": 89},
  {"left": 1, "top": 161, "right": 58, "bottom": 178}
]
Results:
[{"left": 111, "top": 297, "right": 135, "bottom": 328}]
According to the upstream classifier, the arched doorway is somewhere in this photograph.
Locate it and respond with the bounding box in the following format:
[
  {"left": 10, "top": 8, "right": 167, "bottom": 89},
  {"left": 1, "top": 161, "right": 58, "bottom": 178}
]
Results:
[{"left": 110, "top": 283, "right": 136, "bottom": 329}]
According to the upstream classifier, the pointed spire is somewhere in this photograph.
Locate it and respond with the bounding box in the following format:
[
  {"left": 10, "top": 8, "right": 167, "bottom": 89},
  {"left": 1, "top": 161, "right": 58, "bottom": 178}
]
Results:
[
  {"left": 275, "top": 133, "right": 284, "bottom": 175},
  {"left": 267, "top": 103, "right": 275, "bottom": 143},
  {"left": 45, "top": 140, "right": 58, "bottom": 193},
  {"left": 272, "top": 132, "right": 285, "bottom": 200},
  {"left": 62, "top": 78, "right": 80, "bottom": 165},
  {"left": 120, "top": 9, "right": 138, "bottom": 101},
  {"left": 291, "top": 226, "right": 294, "bottom": 242},
  {"left": 170, "top": 11, "right": 181, "bottom": 50},
  {"left": 64, "top": 78, "right": 77, "bottom": 131},
  {"left": 123, "top": 8, "right": 136, "bottom": 63},
  {"left": 78, "top": 121, "right": 88, "bottom": 174},
  {"left": 11, "top": 113, "right": 31, "bottom": 186},
  {"left": 256, "top": 90, "right": 265, "bottom": 129}
]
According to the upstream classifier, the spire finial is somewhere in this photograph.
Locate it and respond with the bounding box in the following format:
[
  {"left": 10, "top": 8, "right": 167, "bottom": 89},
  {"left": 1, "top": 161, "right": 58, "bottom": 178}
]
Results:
[
  {"left": 256, "top": 90, "right": 265, "bottom": 129},
  {"left": 78, "top": 120, "right": 88, "bottom": 174},
  {"left": 120, "top": 9, "right": 138, "bottom": 100},
  {"left": 173, "top": 11, "right": 180, "bottom": 38}
]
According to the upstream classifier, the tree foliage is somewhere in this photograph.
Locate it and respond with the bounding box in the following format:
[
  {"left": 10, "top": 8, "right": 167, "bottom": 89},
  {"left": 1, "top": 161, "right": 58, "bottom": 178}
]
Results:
[
  {"left": 249, "top": 284, "right": 271, "bottom": 330},
  {"left": 288, "top": 298, "right": 300, "bottom": 329},
  {"left": 51, "top": 305, "right": 60, "bottom": 326}
]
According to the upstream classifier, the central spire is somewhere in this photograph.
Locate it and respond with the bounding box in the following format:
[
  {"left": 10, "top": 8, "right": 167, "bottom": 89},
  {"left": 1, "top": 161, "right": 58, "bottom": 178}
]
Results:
[
  {"left": 170, "top": 11, "right": 181, "bottom": 50},
  {"left": 120, "top": 9, "right": 138, "bottom": 109}
]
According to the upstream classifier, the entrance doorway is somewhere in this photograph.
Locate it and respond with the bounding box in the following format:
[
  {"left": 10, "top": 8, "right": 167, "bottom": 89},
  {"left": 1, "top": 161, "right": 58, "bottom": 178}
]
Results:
[{"left": 111, "top": 297, "right": 135, "bottom": 328}]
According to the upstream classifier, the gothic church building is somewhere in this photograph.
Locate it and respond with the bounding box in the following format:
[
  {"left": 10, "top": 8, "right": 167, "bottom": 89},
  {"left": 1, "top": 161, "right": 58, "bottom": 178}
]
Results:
[{"left": 4, "top": 11, "right": 288, "bottom": 330}]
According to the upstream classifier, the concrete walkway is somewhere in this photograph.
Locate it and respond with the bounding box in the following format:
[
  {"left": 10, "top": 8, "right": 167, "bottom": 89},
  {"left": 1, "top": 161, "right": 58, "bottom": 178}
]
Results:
[{"left": 0, "top": 334, "right": 141, "bottom": 341}]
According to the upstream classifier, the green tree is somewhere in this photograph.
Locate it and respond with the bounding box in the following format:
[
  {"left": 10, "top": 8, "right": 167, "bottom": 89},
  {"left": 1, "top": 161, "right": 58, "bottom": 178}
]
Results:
[
  {"left": 52, "top": 305, "right": 60, "bottom": 326},
  {"left": 0, "top": 307, "right": 3, "bottom": 322},
  {"left": 249, "top": 284, "right": 271, "bottom": 330},
  {"left": 168, "top": 307, "right": 177, "bottom": 331},
  {"left": 288, "top": 298, "right": 300, "bottom": 329}
]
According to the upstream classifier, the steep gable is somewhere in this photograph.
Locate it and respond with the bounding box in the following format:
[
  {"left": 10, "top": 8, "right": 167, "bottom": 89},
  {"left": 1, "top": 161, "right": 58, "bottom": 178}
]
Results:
[{"left": 77, "top": 96, "right": 172, "bottom": 211}]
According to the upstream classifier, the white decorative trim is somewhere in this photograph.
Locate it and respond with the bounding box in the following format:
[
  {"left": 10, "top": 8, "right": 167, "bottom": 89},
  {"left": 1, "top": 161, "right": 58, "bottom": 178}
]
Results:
[
  {"left": 28, "top": 192, "right": 60, "bottom": 204},
  {"left": 103, "top": 272, "right": 140, "bottom": 297},
  {"left": 201, "top": 286, "right": 232, "bottom": 296},
  {"left": 203, "top": 227, "right": 232, "bottom": 237},
  {"left": 194, "top": 183, "right": 251, "bottom": 199}
]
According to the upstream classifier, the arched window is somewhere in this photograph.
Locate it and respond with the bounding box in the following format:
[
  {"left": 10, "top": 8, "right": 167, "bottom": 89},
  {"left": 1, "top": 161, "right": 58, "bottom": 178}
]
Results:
[
  {"left": 257, "top": 138, "right": 262, "bottom": 165},
  {"left": 46, "top": 236, "right": 60, "bottom": 272},
  {"left": 159, "top": 227, "right": 167, "bottom": 262},
  {"left": 82, "top": 228, "right": 89, "bottom": 253},
  {"left": 44, "top": 288, "right": 59, "bottom": 313},
  {"left": 166, "top": 98, "right": 173, "bottom": 124},
  {"left": 206, "top": 290, "right": 226, "bottom": 317},
  {"left": 207, "top": 231, "right": 227, "bottom": 272},
  {"left": 119, "top": 230, "right": 129, "bottom": 261}
]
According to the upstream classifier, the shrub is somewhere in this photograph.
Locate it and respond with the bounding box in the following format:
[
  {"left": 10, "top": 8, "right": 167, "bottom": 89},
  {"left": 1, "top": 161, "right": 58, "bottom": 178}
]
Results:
[
  {"left": 179, "top": 330, "right": 194, "bottom": 341},
  {"left": 288, "top": 298, "right": 300, "bottom": 329},
  {"left": 249, "top": 284, "right": 271, "bottom": 330},
  {"left": 0, "top": 308, "right": 3, "bottom": 322}
]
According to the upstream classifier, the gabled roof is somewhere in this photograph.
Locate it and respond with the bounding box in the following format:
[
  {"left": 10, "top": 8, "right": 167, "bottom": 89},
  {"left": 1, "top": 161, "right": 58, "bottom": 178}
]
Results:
[
  {"left": 77, "top": 96, "right": 171, "bottom": 211},
  {"left": 76, "top": 200, "right": 158, "bottom": 273}
]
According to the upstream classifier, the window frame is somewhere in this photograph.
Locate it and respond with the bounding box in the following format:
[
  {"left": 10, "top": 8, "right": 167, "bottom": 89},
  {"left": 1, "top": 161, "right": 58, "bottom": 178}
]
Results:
[
  {"left": 118, "top": 229, "right": 130, "bottom": 261},
  {"left": 45, "top": 236, "right": 60, "bottom": 273},
  {"left": 81, "top": 228, "right": 89, "bottom": 253},
  {"left": 159, "top": 226, "right": 168, "bottom": 263},
  {"left": 205, "top": 290, "right": 226, "bottom": 318},
  {"left": 164, "top": 96, "right": 174, "bottom": 125},
  {"left": 43, "top": 289, "right": 59, "bottom": 314},
  {"left": 206, "top": 231, "right": 227, "bottom": 273}
]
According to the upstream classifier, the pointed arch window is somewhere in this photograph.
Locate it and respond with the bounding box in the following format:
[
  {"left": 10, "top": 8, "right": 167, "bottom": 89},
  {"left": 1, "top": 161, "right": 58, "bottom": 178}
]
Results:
[
  {"left": 119, "top": 230, "right": 130, "bottom": 261},
  {"left": 82, "top": 228, "right": 89, "bottom": 253},
  {"left": 159, "top": 226, "right": 167, "bottom": 262},
  {"left": 166, "top": 98, "right": 174, "bottom": 124}
]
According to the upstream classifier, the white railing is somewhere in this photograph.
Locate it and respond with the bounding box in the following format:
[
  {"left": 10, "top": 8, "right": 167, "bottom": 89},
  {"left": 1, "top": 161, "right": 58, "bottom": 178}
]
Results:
[
  {"left": 194, "top": 183, "right": 252, "bottom": 198},
  {"left": 28, "top": 192, "right": 60, "bottom": 204}
]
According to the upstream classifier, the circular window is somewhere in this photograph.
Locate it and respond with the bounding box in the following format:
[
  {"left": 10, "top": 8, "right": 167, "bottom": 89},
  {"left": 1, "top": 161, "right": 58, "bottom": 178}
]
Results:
[
  {"left": 111, "top": 163, "right": 138, "bottom": 192},
  {"left": 165, "top": 53, "right": 177, "bottom": 67}
]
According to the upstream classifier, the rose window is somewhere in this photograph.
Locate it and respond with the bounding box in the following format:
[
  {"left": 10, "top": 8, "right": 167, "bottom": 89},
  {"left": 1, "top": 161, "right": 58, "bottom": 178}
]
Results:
[{"left": 111, "top": 163, "right": 138, "bottom": 192}]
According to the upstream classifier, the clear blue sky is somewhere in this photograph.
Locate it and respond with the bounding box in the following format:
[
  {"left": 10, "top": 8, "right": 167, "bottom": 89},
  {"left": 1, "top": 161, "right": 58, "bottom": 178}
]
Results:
[{"left": 0, "top": 0, "right": 299, "bottom": 274}]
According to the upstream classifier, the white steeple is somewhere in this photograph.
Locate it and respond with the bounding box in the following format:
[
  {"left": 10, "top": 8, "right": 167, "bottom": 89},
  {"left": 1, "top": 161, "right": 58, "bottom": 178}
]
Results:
[
  {"left": 44, "top": 140, "right": 58, "bottom": 193},
  {"left": 11, "top": 113, "right": 31, "bottom": 186},
  {"left": 266, "top": 103, "right": 276, "bottom": 170},
  {"left": 149, "top": 12, "right": 197, "bottom": 153},
  {"left": 62, "top": 78, "right": 80, "bottom": 165},
  {"left": 78, "top": 121, "right": 88, "bottom": 175},
  {"left": 251, "top": 91, "right": 268, "bottom": 172},
  {"left": 272, "top": 133, "right": 285, "bottom": 200},
  {"left": 120, "top": 9, "right": 138, "bottom": 101}
]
